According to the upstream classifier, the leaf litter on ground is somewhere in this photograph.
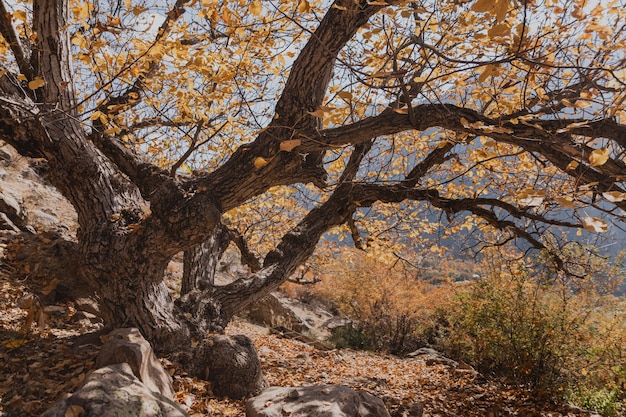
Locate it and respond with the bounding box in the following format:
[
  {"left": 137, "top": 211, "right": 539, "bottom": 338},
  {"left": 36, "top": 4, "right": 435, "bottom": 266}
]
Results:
[{"left": 0, "top": 271, "right": 597, "bottom": 417}]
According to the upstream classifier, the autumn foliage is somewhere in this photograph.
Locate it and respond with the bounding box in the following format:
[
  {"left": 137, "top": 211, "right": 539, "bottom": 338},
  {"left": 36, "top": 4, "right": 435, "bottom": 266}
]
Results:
[{"left": 286, "top": 248, "right": 626, "bottom": 414}]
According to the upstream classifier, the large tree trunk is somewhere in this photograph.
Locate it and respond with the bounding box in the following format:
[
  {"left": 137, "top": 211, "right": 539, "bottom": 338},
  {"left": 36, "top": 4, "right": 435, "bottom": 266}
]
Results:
[{"left": 0, "top": 0, "right": 389, "bottom": 357}]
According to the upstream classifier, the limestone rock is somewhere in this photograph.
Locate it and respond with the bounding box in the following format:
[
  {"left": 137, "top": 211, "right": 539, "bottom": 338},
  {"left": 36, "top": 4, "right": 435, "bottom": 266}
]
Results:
[
  {"left": 193, "top": 334, "right": 268, "bottom": 399},
  {"left": 0, "top": 143, "right": 15, "bottom": 161},
  {"left": 41, "top": 363, "right": 189, "bottom": 417},
  {"left": 407, "top": 348, "right": 459, "bottom": 367},
  {"left": 0, "top": 212, "right": 20, "bottom": 232},
  {"left": 246, "top": 385, "right": 392, "bottom": 417},
  {"left": 96, "top": 328, "right": 175, "bottom": 399},
  {"left": 244, "top": 293, "right": 306, "bottom": 332},
  {"left": 30, "top": 209, "right": 60, "bottom": 228},
  {"left": 0, "top": 190, "right": 26, "bottom": 230}
]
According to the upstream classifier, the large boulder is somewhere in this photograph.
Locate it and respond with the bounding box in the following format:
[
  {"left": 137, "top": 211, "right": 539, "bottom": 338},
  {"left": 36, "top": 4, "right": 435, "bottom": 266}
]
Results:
[
  {"left": 41, "top": 363, "right": 189, "bottom": 417},
  {"left": 191, "top": 334, "right": 268, "bottom": 399},
  {"left": 245, "top": 385, "right": 392, "bottom": 417},
  {"left": 96, "top": 328, "right": 175, "bottom": 399}
]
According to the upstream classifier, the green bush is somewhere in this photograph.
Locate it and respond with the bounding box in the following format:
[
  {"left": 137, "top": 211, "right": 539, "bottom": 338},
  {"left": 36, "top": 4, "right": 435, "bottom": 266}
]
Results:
[
  {"left": 430, "top": 251, "right": 626, "bottom": 405},
  {"left": 329, "top": 324, "right": 373, "bottom": 350},
  {"left": 567, "top": 387, "right": 622, "bottom": 417}
]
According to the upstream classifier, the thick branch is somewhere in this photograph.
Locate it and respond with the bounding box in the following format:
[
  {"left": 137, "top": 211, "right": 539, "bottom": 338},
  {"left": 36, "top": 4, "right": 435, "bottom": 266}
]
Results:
[{"left": 274, "top": 0, "right": 389, "bottom": 123}]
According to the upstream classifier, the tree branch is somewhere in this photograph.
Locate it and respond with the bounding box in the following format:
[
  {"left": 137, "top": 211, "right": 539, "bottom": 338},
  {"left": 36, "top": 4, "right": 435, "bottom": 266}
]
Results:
[
  {"left": 0, "top": 0, "right": 34, "bottom": 80},
  {"left": 95, "top": 0, "right": 191, "bottom": 116}
]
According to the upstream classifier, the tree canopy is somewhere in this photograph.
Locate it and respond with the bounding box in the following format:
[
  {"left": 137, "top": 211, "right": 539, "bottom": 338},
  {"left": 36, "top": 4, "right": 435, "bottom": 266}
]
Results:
[{"left": 0, "top": 0, "right": 625, "bottom": 347}]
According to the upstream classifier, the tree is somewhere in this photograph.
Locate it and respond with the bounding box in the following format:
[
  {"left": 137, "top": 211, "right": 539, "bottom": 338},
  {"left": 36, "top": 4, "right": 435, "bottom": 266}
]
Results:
[{"left": 0, "top": 0, "right": 624, "bottom": 356}]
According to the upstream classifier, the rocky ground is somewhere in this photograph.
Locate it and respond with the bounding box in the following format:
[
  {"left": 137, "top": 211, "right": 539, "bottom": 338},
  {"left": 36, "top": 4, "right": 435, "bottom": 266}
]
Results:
[{"left": 0, "top": 268, "right": 600, "bottom": 417}]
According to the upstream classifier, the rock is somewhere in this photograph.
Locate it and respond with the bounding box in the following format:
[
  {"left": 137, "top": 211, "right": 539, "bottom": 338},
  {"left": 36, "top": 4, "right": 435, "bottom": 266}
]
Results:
[
  {"left": 30, "top": 209, "right": 59, "bottom": 227},
  {"left": 0, "top": 190, "right": 26, "bottom": 229},
  {"left": 41, "top": 363, "right": 189, "bottom": 417},
  {"left": 425, "top": 356, "right": 458, "bottom": 367},
  {"left": 0, "top": 212, "right": 20, "bottom": 232},
  {"left": 406, "top": 348, "right": 439, "bottom": 357},
  {"left": 0, "top": 143, "right": 15, "bottom": 162},
  {"left": 43, "top": 305, "right": 66, "bottom": 315},
  {"left": 395, "top": 403, "right": 424, "bottom": 417},
  {"left": 193, "top": 334, "right": 268, "bottom": 399},
  {"left": 71, "top": 310, "right": 103, "bottom": 328},
  {"left": 96, "top": 328, "right": 175, "bottom": 399},
  {"left": 244, "top": 293, "right": 306, "bottom": 332},
  {"left": 246, "top": 385, "right": 392, "bottom": 417},
  {"left": 407, "top": 347, "right": 459, "bottom": 367},
  {"left": 5, "top": 230, "right": 87, "bottom": 302},
  {"left": 74, "top": 296, "right": 101, "bottom": 316}
]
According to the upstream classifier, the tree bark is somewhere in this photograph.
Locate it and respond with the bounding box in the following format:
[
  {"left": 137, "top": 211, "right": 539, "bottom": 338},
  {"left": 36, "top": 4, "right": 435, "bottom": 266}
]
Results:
[{"left": 182, "top": 223, "right": 231, "bottom": 295}]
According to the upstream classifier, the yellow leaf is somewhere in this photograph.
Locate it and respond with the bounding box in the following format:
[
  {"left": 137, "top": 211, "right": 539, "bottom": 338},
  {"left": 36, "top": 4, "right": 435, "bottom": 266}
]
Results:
[
  {"left": 371, "top": 71, "right": 395, "bottom": 78},
  {"left": 254, "top": 157, "right": 269, "bottom": 169},
  {"left": 298, "top": 0, "right": 311, "bottom": 13},
  {"left": 308, "top": 105, "right": 332, "bottom": 119},
  {"left": 588, "top": 148, "right": 609, "bottom": 167},
  {"left": 28, "top": 77, "right": 45, "bottom": 90},
  {"left": 555, "top": 197, "right": 576, "bottom": 209},
  {"left": 488, "top": 23, "right": 511, "bottom": 37},
  {"left": 517, "top": 188, "right": 545, "bottom": 207},
  {"left": 280, "top": 139, "right": 301, "bottom": 152},
  {"left": 90, "top": 111, "right": 103, "bottom": 121},
  {"left": 337, "top": 91, "right": 353, "bottom": 100},
  {"left": 565, "top": 160, "right": 579, "bottom": 170},
  {"left": 393, "top": 107, "right": 409, "bottom": 114},
  {"left": 478, "top": 65, "right": 497, "bottom": 83},
  {"left": 582, "top": 216, "right": 608, "bottom": 233},
  {"left": 494, "top": 0, "right": 509, "bottom": 21},
  {"left": 17, "top": 74, "right": 28, "bottom": 81},
  {"left": 13, "top": 9, "right": 27, "bottom": 21},
  {"left": 71, "top": 33, "right": 87, "bottom": 48},
  {"left": 472, "top": 0, "right": 494, "bottom": 12},
  {"left": 249, "top": 0, "right": 262, "bottom": 17}
]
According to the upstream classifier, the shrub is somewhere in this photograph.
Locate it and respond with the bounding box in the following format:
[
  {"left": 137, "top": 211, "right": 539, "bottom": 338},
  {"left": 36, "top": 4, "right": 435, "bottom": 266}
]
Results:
[
  {"left": 432, "top": 250, "right": 626, "bottom": 403},
  {"left": 301, "top": 249, "right": 453, "bottom": 355}
]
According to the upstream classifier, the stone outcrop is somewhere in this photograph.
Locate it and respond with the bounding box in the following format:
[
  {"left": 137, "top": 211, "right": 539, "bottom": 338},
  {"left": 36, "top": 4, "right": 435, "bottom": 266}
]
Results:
[
  {"left": 245, "top": 385, "right": 392, "bottom": 417},
  {"left": 96, "top": 328, "right": 176, "bottom": 399},
  {"left": 41, "top": 363, "right": 189, "bottom": 417},
  {"left": 0, "top": 190, "right": 26, "bottom": 231},
  {"left": 191, "top": 334, "right": 268, "bottom": 399},
  {"left": 243, "top": 293, "right": 306, "bottom": 332}
]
